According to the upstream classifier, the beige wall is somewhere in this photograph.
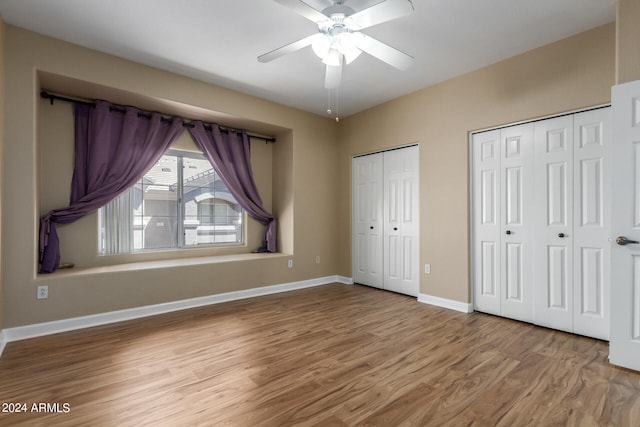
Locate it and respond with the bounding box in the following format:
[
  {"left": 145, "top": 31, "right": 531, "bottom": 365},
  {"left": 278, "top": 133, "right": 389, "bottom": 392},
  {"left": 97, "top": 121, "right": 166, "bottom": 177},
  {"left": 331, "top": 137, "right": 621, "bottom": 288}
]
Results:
[
  {"left": 3, "top": 26, "right": 340, "bottom": 327},
  {"left": 337, "top": 24, "right": 615, "bottom": 302},
  {"left": 616, "top": 0, "right": 640, "bottom": 83},
  {"left": 0, "top": 20, "right": 622, "bottom": 329}
]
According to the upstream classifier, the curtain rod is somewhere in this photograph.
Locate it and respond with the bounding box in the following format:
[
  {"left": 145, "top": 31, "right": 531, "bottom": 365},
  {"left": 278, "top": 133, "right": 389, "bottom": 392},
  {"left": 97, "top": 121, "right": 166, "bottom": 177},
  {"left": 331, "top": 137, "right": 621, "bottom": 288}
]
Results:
[{"left": 40, "top": 91, "right": 276, "bottom": 144}]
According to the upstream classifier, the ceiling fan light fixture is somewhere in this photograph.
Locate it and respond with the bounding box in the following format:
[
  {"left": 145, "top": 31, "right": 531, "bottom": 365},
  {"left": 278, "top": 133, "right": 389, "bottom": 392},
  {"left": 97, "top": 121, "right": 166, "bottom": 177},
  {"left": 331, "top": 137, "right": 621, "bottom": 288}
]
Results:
[
  {"left": 322, "top": 48, "right": 343, "bottom": 66},
  {"left": 336, "top": 31, "right": 354, "bottom": 52},
  {"left": 311, "top": 35, "right": 331, "bottom": 59},
  {"left": 314, "top": 31, "right": 362, "bottom": 65},
  {"left": 340, "top": 31, "right": 365, "bottom": 63}
]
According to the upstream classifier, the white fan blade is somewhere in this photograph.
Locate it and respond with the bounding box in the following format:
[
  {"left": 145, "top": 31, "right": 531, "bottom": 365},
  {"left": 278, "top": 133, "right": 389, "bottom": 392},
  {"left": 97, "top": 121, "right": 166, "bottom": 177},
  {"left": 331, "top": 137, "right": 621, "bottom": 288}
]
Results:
[
  {"left": 354, "top": 33, "right": 414, "bottom": 70},
  {"left": 258, "top": 33, "right": 324, "bottom": 63},
  {"left": 348, "top": 0, "right": 414, "bottom": 30},
  {"left": 325, "top": 62, "right": 343, "bottom": 89},
  {"left": 273, "top": 0, "right": 329, "bottom": 23}
]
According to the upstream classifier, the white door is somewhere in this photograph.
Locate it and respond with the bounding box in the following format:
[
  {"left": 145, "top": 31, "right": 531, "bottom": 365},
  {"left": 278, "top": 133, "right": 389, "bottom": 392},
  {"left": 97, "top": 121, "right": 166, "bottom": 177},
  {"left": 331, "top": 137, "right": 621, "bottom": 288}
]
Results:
[
  {"left": 572, "top": 109, "right": 611, "bottom": 340},
  {"left": 472, "top": 108, "right": 610, "bottom": 340},
  {"left": 383, "top": 146, "right": 419, "bottom": 296},
  {"left": 472, "top": 130, "right": 502, "bottom": 315},
  {"left": 353, "top": 153, "right": 383, "bottom": 288},
  {"left": 610, "top": 80, "right": 640, "bottom": 371},
  {"left": 500, "top": 124, "right": 535, "bottom": 322},
  {"left": 534, "top": 116, "right": 574, "bottom": 333}
]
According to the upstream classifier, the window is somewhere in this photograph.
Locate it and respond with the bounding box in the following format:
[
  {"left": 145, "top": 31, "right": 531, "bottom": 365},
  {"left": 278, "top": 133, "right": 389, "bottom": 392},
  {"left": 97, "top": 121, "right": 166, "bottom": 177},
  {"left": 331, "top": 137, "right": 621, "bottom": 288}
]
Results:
[{"left": 99, "top": 151, "right": 243, "bottom": 254}]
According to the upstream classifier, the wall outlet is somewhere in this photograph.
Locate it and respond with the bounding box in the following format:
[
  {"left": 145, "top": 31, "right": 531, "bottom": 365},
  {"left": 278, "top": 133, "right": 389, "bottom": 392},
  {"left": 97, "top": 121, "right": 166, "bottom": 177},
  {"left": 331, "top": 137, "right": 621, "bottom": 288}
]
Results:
[
  {"left": 37, "top": 285, "right": 49, "bottom": 299},
  {"left": 315, "top": 256, "right": 321, "bottom": 264},
  {"left": 288, "top": 259, "right": 293, "bottom": 268},
  {"left": 424, "top": 264, "right": 431, "bottom": 274}
]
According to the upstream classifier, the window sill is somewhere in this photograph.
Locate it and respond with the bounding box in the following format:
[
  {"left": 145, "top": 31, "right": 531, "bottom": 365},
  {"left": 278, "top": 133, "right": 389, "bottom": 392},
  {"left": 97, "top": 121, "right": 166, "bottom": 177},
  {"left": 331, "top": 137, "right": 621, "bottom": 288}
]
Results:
[{"left": 36, "top": 252, "right": 288, "bottom": 279}]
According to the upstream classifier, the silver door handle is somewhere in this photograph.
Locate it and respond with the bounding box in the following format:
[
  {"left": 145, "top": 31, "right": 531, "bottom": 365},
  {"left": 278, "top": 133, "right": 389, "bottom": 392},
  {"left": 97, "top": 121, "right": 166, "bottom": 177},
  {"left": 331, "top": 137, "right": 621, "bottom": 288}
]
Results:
[{"left": 616, "top": 236, "right": 639, "bottom": 246}]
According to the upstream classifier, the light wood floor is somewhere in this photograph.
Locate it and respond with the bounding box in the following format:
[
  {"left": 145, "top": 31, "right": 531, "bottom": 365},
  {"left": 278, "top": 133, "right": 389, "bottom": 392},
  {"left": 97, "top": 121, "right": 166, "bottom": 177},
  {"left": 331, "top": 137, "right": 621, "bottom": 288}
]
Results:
[{"left": 1, "top": 283, "right": 639, "bottom": 426}]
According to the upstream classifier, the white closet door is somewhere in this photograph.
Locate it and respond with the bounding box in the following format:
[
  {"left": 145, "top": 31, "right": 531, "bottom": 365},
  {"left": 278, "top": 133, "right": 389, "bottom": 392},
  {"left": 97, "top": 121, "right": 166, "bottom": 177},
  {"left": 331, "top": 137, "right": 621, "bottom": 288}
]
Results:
[
  {"left": 353, "top": 153, "right": 384, "bottom": 288},
  {"left": 534, "top": 116, "right": 574, "bottom": 333},
  {"left": 472, "top": 108, "right": 611, "bottom": 340},
  {"left": 472, "top": 130, "right": 502, "bottom": 315},
  {"left": 500, "top": 124, "right": 535, "bottom": 322},
  {"left": 383, "top": 146, "right": 419, "bottom": 296},
  {"left": 572, "top": 109, "right": 611, "bottom": 340}
]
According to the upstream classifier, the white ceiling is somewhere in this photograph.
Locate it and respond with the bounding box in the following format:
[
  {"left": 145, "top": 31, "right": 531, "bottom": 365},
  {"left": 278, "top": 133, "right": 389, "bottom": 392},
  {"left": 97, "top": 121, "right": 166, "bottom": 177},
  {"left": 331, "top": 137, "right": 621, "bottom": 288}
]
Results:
[{"left": 0, "top": 0, "right": 616, "bottom": 118}]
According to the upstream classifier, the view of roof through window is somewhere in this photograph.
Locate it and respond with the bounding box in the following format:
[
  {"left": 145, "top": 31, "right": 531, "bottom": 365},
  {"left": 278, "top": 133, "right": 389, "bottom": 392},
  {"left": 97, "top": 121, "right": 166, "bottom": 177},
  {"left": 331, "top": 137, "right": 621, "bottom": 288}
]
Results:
[{"left": 99, "top": 153, "right": 243, "bottom": 254}]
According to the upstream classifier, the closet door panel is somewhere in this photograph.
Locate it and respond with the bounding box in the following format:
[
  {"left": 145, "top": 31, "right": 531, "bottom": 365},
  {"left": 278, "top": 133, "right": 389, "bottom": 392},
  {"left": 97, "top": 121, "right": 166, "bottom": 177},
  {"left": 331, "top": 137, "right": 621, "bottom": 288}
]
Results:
[
  {"left": 505, "top": 167, "right": 523, "bottom": 225},
  {"left": 505, "top": 242, "right": 523, "bottom": 301},
  {"left": 473, "top": 130, "right": 502, "bottom": 315},
  {"left": 353, "top": 154, "right": 384, "bottom": 288},
  {"left": 573, "top": 108, "right": 611, "bottom": 340},
  {"left": 534, "top": 116, "right": 574, "bottom": 333},
  {"left": 547, "top": 245, "right": 569, "bottom": 309},
  {"left": 500, "top": 124, "right": 534, "bottom": 322},
  {"left": 383, "top": 146, "right": 419, "bottom": 296}
]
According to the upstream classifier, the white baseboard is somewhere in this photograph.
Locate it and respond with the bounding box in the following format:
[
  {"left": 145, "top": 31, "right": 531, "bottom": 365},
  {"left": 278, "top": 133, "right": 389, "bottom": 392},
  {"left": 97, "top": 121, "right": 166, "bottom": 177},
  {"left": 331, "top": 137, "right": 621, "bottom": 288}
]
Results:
[
  {"left": 337, "top": 275, "right": 353, "bottom": 284},
  {"left": 0, "top": 330, "right": 7, "bottom": 358},
  {"left": 418, "top": 293, "right": 473, "bottom": 313},
  {"left": 2, "top": 275, "right": 351, "bottom": 346}
]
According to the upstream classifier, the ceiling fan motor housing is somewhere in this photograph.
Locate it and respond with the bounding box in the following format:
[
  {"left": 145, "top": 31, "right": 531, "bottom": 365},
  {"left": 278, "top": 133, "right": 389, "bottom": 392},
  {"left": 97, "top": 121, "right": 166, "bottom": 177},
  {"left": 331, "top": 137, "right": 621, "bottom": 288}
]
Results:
[{"left": 321, "top": 3, "right": 356, "bottom": 17}]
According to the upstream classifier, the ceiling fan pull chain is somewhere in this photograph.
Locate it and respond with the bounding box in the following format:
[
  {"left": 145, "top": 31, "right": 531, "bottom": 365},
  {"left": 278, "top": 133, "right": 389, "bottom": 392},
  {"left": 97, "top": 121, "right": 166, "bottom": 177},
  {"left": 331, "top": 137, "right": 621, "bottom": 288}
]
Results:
[{"left": 336, "top": 85, "right": 340, "bottom": 122}]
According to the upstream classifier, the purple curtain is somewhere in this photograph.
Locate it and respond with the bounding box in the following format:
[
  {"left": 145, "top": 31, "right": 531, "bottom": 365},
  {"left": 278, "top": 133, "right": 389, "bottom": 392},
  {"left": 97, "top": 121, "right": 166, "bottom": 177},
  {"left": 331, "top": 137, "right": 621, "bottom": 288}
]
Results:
[
  {"left": 188, "top": 122, "right": 277, "bottom": 252},
  {"left": 39, "top": 101, "right": 184, "bottom": 273}
]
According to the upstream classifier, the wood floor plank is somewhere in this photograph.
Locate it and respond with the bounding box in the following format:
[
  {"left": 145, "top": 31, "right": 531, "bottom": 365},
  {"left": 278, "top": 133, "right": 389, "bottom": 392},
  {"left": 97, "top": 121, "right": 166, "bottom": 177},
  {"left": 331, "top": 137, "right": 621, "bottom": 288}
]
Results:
[{"left": 1, "top": 283, "right": 640, "bottom": 426}]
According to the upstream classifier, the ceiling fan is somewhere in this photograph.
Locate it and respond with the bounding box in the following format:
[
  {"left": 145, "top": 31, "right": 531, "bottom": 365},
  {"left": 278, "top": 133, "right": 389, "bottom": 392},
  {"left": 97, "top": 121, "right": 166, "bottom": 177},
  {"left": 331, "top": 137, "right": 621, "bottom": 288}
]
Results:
[{"left": 258, "top": 0, "right": 415, "bottom": 89}]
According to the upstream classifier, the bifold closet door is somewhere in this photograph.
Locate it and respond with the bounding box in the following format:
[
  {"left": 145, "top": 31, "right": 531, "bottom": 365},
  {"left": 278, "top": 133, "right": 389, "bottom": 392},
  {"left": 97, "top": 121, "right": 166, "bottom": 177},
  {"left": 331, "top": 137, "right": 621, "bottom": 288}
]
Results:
[
  {"left": 473, "top": 107, "right": 611, "bottom": 340},
  {"left": 383, "top": 146, "right": 419, "bottom": 297},
  {"left": 499, "top": 124, "right": 535, "bottom": 322},
  {"left": 473, "top": 130, "right": 502, "bottom": 315},
  {"left": 473, "top": 124, "right": 534, "bottom": 322},
  {"left": 534, "top": 115, "right": 575, "bottom": 333},
  {"left": 353, "top": 146, "right": 419, "bottom": 297},
  {"left": 572, "top": 109, "right": 610, "bottom": 340},
  {"left": 533, "top": 110, "right": 610, "bottom": 339},
  {"left": 353, "top": 153, "right": 384, "bottom": 289}
]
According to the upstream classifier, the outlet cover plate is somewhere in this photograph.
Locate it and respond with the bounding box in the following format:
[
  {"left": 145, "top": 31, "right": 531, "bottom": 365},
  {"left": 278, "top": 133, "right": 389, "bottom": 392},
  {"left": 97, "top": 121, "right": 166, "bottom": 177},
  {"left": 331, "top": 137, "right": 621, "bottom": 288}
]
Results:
[{"left": 37, "top": 285, "right": 49, "bottom": 299}]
